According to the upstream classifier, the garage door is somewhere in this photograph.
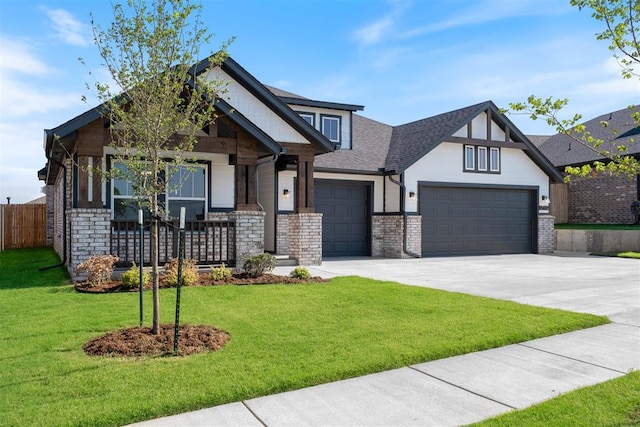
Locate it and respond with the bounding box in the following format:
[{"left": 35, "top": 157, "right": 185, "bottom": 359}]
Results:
[
  {"left": 420, "top": 185, "right": 535, "bottom": 256},
  {"left": 315, "top": 180, "right": 371, "bottom": 257}
]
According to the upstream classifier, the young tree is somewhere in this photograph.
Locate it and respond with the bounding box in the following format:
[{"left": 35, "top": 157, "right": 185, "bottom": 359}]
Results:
[
  {"left": 88, "top": 0, "right": 232, "bottom": 334},
  {"left": 508, "top": 0, "right": 639, "bottom": 180}
]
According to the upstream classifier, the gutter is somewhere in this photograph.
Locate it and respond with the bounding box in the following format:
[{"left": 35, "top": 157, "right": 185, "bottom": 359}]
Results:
[{"left": 387, "top": 174, "right": 421, "bottom": 258}]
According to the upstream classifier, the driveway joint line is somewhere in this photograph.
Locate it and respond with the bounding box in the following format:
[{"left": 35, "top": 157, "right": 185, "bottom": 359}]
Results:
[
  {"left": 515, "top": 343, "right": 630, "bottom": 374},
  {"left": 241, "top": 401, "right": 268, "bottom": 427},
  {"left": 407, "top": 365, "right": 517, "bottom": 410}
]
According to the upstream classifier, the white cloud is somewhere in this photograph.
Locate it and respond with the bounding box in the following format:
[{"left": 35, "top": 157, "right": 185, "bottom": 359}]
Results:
[
  {"left": 352, "top": 0, "right": 410, "bottom": 45},
  {"left": 0, "top": 36, "right": 53, "bottom": 75},
  {"left": 41, "top": 7, "right": 90, "bottom": 47}
]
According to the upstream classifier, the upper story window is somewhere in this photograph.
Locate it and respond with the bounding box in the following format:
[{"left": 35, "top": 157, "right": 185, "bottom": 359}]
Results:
[
  {"left": 321, "top": 114, "right": 341, "bottom": 144},
  {"left": 464, "top": 145, "right": 500, "bottom": 174},
  {"left": 298, "top": 112, "right": 315, "bottom": 127}
]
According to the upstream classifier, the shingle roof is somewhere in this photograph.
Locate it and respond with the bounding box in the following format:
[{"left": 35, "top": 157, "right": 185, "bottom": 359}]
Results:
[
  {"left": 385, "top": 101, "right": 490, "bottom": 173},
  {"left": 537, "top": 105, "right": 640, "bottom": 167},
  {"left": 314, "top": 114, "right": 393, "bottom": 173}
]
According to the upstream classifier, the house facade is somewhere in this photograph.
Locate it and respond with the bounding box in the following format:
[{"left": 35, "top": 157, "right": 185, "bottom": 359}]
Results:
[
  {"left": 40, "top": 56, "right": 563, "bottom": 281},
  {"left": 535, "top": 106, "right": 640, "bottom": 224}
]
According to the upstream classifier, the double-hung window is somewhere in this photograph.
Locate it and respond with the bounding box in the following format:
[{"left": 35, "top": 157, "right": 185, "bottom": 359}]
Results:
[
  {"left": 463, "top": 145, "right": 500, "bottom": 173},
  {"left": 477, "top": 146, "right": 488, "bottom": 171},
  {"left": 321, "top": 115, "right": 341, "bottom": 144},
  {"left": 298, "top": 112, "right": 315, "bottom": 126},
  {"left": 112, "top": 163, "right": 142, "bottom": 221}
]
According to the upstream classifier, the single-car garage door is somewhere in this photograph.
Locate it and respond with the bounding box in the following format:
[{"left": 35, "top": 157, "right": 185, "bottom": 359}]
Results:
[
  {"left": 420, "top": 185, "right": 535, "bottom": 256},
  {"left": 315, "top": 180, "right": 371, "bottom": 257}
]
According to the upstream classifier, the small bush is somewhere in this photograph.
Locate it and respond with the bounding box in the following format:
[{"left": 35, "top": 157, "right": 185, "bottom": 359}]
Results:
[
  {"left": 290, "top": 266, "right": 312, "bottom": 280},
  {"left": 242, "top": 253, "right": 276, "bottom": 278},
  {"left": 75, "top": 255, "right": 119, "bottom": 285},
  {"left": 210, "top": 263, "right": 233, "bottom": 281},
  {"left": 120, "top": 263, "right": 151, "bottom": 289},
  {"left": 164, "top": 258, "right": 199, "bottom": 286}
]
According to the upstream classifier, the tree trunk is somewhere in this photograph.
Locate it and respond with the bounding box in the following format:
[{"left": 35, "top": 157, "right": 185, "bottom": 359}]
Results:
[{"left": 151, "top": 217, "right": 160, "bottom": 335}]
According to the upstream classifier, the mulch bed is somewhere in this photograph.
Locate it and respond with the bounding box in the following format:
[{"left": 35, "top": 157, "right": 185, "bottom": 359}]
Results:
[
  {"left": 75, "top": 272, "right": 328, "bottom": 293},
  {"left": 83, "top": 324, "right": 230, "bottom": 357}
]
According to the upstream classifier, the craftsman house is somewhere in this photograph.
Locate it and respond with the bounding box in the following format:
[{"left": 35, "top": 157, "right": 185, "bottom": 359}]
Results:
[
  {"left": 40, "top": 56, "right": 563, "bottom": 280},
  {"left": 534, "top": 105, "right": 640, "bottom": 224}
]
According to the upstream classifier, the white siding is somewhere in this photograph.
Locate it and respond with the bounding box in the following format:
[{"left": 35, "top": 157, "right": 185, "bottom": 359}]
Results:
[
  {"left": 203, "top": 68, "right": 309, "bottom": 144},
  {"left": 277, "top": 171, "right": 385, "bottom": 212},
  {"left": 471, "top": 112, "right": 488, "bottom": 139},
  {"left": 384, "top": 175, "right": 401, "bottom": 212},
  {"left": 207, "top": 153, "right": 234, "bottom": 209},
  {"left": 403, "top": 142, "right": 549, "bottom": 213},
  {"left": 289, "top": 106, "right": 352, "bottom": 149},
  {"left": 491, "top": 121, "right": 506, "bottom": 141}
]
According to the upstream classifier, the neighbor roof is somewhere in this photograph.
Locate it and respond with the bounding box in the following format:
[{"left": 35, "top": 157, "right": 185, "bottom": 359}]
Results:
[{"left": 537, "top": 105, "right": 640, "bottom": 167}]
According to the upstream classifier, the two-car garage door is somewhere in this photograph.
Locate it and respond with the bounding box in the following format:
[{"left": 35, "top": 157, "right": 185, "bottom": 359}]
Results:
[{"left": 420, "top": 185, "right": 536, "bottom": 256}]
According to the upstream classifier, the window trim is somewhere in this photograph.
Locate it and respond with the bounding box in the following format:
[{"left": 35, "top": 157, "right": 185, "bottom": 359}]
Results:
[
  {"left": 490, "top": 147, "right": 500, "bottom": 172},
  {"left": 464, "top": 145, "right": 475, "bottom": 171},
  {"left": 297, "top": 111, "right": 316, "bottom": 127},
  {"left": 320, "top": 114, "right": 341, "bottom": 144},
  {"left": 477, "top": 146, "right": 488, "bottom": 171}
]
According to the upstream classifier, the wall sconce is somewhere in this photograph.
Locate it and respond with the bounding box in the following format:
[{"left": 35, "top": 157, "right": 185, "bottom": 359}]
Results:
[
  {"left": 409, "top": 191, "right": 416, "bottom": 201},
  {"left": 540, "top": 195, "right": 550, "bottom": 208},
  {"left": 283, "top": 189, "right": 290, "bottom": 198}
]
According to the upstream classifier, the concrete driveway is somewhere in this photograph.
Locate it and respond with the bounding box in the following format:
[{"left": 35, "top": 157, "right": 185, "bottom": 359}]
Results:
[{"left": 276, "top": 252, "right": 640, "bottom": 327}]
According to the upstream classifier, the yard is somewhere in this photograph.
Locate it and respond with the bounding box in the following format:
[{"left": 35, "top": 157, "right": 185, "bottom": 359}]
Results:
[{"left": 0, "top": 248, "right": 609, "bottom": 427}]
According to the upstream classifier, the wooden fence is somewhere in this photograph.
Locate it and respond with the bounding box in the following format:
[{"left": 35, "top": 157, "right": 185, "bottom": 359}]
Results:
[
  {"left": 550, "top": 183, "right": 568, "bottom": 224},
  {"left": 0, "top": 204, "right": 47, "bottom": 251}
]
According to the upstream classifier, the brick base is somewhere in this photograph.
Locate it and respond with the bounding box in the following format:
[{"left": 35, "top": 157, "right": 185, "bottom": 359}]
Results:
[
  {"left": 231, "top": 211, "right": 265, "bottom": 270},
  {"left": 68, "top": 208, "right": 111, "bottom": 281},
  {"left": 288, "top": 213, "right": 322, "bottom": 265},
  {"left": 372, "top": 215, "right": 421, "bottom": 258},
  {"left": 538, "top": 214, "right": 555, "bottom": 253}
]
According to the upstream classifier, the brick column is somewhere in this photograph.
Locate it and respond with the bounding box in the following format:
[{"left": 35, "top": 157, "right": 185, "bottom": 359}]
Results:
[
  {"left": 288, "top": 213, "right": 322, "bottom": 265},
  {"left": 538, "top": 214, "right": 555, "bottom": 253},
  {"left": 68, "top": 208, "right": 111, "bottom": 281},
  {"left": 276, "top": 213, "right": 290, "bottom": 255},
  {"left": 372, "top": 215, "right": 421, "bottom": 258},
  {"left": 232, "top": 211, "right": 265, "bottom": 270}
]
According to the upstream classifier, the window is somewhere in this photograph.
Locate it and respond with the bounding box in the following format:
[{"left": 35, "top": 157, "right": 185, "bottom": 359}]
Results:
[
  {"left": 490, "top": 148, "right": 500, "bottom": 172},
  {"left": 464, "top": 145, "right": 475, "bottom": 170},
  {"left": 111, "top": 162, "right": 207, "bottom": 221},
  {"left": 463, "top": 145, "right": 500, "bottom": 173},
  {"left": 298, "top": 112, "right": 315, "bottom": 127},
  {"left": 321, "top": 115, "right": 341, "bottom": 143},
  {"left": 477, "top": 146, "right": 488, "bottom": 171}
]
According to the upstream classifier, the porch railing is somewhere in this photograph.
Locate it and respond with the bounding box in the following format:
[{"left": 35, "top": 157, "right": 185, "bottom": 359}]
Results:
[{"left": 110, "top": 219, "right": 236, "bottom": 267}]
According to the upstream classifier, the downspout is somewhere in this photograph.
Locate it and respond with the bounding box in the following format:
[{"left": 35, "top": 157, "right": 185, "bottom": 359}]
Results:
[
  {"left": 387, "top": 174, "right": 421, "bottom": 258},
  {"left": 40, "top": 156, "right": 68, "bottom": 271}
]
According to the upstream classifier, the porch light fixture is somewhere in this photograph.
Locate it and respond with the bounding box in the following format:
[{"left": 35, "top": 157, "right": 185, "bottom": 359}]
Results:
[
  {"left": 283, "top": 189, "right": 290, "bottom": 198},
  {"left": 409, "top": 191, "right": 416, "bottom": 200}
]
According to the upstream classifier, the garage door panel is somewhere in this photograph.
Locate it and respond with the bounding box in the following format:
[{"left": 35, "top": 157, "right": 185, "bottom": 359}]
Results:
[
  {"left": 421, "top": 185, "right": 534, "bottom": 256},
  {"left": 316, "top": 180, "right": 371, "bottom": 257}
]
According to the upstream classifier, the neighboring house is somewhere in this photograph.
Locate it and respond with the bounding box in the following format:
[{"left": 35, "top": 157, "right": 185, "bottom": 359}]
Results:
[
  {"left": 535, "top": 106, "right": 640, "bottom": 224},
  {"left": 39, "top": 56, "right": 563, "bottom": 280}
]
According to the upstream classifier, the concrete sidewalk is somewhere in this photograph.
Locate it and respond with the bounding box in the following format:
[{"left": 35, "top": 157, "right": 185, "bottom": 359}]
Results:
[{"left": 129, "top": 254, "right": 640, "bottom": 427}]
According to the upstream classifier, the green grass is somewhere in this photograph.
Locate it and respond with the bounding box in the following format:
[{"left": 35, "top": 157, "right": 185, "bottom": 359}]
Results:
[
  {"left": 592, "top": 251, "right": 640, "bottom": 259},
  {"left": 472, "top": 370, "right": 640, "bottom": 426},
  {"left": 555, "top": 223, "right": 640, "bottom": 230},
  {"left": 0, "top": 248, "right": 609, "bottom": 427}
]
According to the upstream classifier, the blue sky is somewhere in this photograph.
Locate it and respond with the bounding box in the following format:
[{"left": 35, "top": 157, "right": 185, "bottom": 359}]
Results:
[{"left": 0, "top": 0, "right": 638, "bottom": 203}]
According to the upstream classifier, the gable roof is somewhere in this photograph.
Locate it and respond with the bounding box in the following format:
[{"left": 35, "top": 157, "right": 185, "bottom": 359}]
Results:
[
  {"left": 314, "top": 114, "right": 393, "bottom": 173},
  {"left": 384, "top": 100, "right": 562, "bottom": 181},
  {"left": 536, "top": 105, "right": 640, "bottom": 168}
]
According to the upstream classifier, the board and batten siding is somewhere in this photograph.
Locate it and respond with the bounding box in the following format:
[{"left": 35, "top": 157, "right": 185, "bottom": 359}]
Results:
[
  {"left": 204, "top": 69, "right": 308, "bottom": 145},
  {"left": 403, "top": 142, "right": 550, "bottom": 213}
]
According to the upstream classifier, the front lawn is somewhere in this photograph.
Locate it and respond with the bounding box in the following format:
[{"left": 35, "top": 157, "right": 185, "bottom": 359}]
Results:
[
  {"left": 0, "top": 248, "right": 608, "bottom": 427},
  {"left": 472, "top": 370, "right": 640, "bottom": 426}
]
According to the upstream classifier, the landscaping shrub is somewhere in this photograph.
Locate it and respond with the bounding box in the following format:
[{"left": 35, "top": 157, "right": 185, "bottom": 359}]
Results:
[
  {"left": 242, "top": 253, "right": 276, "bottom": 278},
  {"left": 120, "top": 263, "right": 150, "bottom": 289},
  {"left": 290, "top": 266, "right": 311, "bottom": 279},
  {"left": 74, "top": 255, "right": 119, "bottom": 286},
  {"left": 210, "top": 263, "right": 233, "bottom": 281},
  {"left": 164, "top": 258, "right": 199, "bottom": 286}
]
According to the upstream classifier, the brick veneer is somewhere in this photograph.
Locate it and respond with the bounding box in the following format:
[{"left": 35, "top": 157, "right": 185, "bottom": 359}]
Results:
[
  {"left": 231, "top": 211, "right": 265, "bottom": 270},
  {"left": 288, "top": 213, "right": 322, "bottom": 265},
  {"left": 68, "top": 208, "right": 111, "bottom": 281},
  {"left": 568, "top": 174, "right": 638, "bottom": 224},
  {"left": 538, "top": 214, "right": 555, "bottom": 253},
  {"left": 372, "top": 215, "right": 422, "bottom": 258},
  {"left": 276, "top": 213, "right": 290, "bottom": 255}
]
